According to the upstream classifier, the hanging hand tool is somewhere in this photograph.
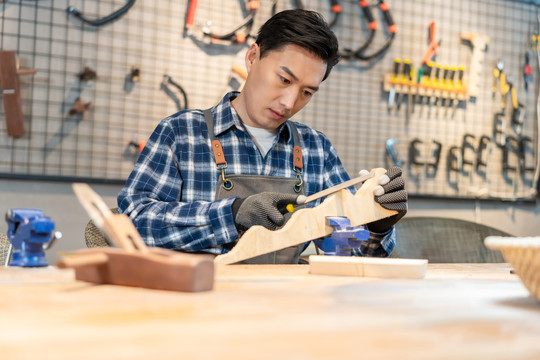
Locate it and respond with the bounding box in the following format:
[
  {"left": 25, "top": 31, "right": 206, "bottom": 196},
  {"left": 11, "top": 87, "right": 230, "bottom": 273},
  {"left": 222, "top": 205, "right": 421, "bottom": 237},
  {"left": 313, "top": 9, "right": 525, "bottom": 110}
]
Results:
[
  {"left": 199, "top": 1, "right": 260, "bottom": 44},
  {"left": 408, "top": 139, "right": 442, "bottom": 179},
  {"left": 327, "top": 0, "right": 342, "bottom": 29},
  {"left": 68, "top": 98, "right": 91, "bottom": 116},
  {"left": 503, "top": 136, "right": 520, "bottom": 178},
  {"left": 338, "top": 0, "right": 376, "bottom": 57},
  {"left": 450, "top": 65, "right": 466, "bottom": 118},
  {"left": 519, "top": 136, "right": 535, "bottom": 177},
  {"left": 353, "top": 0, "right": 397, "bottom": 61},
  {"left": 429, "top": 63, "right": 443, "bottom": 116},
  {"left": 493, "top": 112, "right": 507, "bottom": 147},
  {"left": 161, "top": 74, "right": 189, "bottom": 111},
  {"left": 67, "top": 0, "right": 136, "bottom": 27},
  {"left": 439, "top": 65, "right": 451, "bottom": 115},
  {"left": 419, "top": 61, "right": 434, "bottom": 111},
  {"left": 508, "top": 78, "right": 524, "bottom": 135},
  {"left": 77, "top": 66, "right": 97, "bottom": 82},
  {"left": 387, "top": 58, "right": 402, "bottom": 111},
  {"left": 406, "top": 64, "right": 415, "bottom": 123},
  {"left": 5, "top": 209, "right": 61, "bottom": 267},
  {"left": 492, "top": 59, "right": 504, "bottom": 98},
  {"left": 412, "top": 65, "right": 423, "bottom": 113},
  {"left": 447, "top": 145, "right": 462, "bottom": 188},
  {"left": 461, "top": 134, "right": 476, "bottom": 173},
  {"left": 498, "top": 71, "right": 511, "bottom": 114},
  {"left": 444, "top": 66, "right": 456, "bottom": 118},
  {"left": 524, "top": 51, "right": 532, "bottom": 92},
  {"left": 313, "top": 216, "right": 370, "bottom": 256},
  {"left": 460, "top": 32, "right": 490, "bottom": 99},
  {"left": 184, "top": 0, "right": 198, "bottom": 36},
  {"left": 124, "top": 66, "right": 140, "bottom": 93},
  {"left": 385, "top": 138, "right": 404, "bottom": 167},
  {"left": 0, "top": 51, "right": 36, "bottom": 138},
  {"left": 421, "top": 21, "right": 439, "bottom": 65},
  {"left": 476, "top": 135, "right": 491, "bottom": 175},
  {"left": 396, "top": 59, "right": 411, "bottom": 111},
  {"left": 127, "top": 139, "right": 146, "bottom": 155}
]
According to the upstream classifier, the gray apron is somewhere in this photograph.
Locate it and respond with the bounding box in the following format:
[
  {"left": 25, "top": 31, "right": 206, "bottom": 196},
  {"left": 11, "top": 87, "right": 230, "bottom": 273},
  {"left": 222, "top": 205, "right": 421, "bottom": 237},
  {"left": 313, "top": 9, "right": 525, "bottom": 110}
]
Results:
[{"left": 204, "top": 109, "right": 305, "bottom": 264}]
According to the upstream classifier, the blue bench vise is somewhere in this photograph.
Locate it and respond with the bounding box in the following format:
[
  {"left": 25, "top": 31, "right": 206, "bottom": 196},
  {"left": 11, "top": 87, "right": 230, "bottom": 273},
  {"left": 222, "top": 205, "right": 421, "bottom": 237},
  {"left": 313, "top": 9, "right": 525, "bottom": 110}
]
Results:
[
  {"left": 5, "top": 208, "right": 61, "bottom": 267},
  {"left": 314, "top": 216, "right": 370, "bottom": 256}
]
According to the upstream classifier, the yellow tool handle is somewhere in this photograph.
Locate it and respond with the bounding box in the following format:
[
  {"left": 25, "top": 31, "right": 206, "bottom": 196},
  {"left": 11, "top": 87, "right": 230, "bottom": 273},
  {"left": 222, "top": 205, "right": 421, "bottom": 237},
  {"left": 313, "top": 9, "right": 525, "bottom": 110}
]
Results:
[{"left": 286, "top": 172, "right": 376, "bottom": 213}]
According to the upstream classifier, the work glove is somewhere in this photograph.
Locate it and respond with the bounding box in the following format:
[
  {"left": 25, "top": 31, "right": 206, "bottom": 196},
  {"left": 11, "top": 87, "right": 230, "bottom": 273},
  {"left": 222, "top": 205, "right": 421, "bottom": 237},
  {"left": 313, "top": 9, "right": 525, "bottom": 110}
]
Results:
[
  {"left": 364, "top": 167, "right": 408, "bottom": 233},
  {"left": 231, "top": 192, "right": 302, "bottom": 233}
]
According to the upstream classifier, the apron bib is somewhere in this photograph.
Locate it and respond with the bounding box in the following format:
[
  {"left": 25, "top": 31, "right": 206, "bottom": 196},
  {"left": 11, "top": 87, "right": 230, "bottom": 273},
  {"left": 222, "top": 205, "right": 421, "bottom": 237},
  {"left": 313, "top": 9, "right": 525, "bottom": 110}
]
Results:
[{"left": 205, "top": 109, "right": 305, "bottom": 264}]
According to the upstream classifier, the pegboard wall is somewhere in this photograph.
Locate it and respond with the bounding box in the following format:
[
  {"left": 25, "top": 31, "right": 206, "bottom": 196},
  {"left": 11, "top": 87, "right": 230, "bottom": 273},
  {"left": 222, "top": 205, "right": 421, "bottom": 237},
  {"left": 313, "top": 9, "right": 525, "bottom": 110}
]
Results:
[{"left": 0, "top": 0, "right": 539, "bottom": 201}]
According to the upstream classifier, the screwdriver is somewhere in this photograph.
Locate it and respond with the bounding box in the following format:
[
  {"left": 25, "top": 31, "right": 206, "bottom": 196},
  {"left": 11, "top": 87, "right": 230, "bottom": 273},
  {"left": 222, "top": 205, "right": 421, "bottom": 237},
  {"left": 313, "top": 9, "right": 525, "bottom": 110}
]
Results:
[
  {"left": 396, "top": 59, "right": 411, "bottom": 110},
  {"left": 492, "top": 60, "right": 504, "bottom": 98},
  {"left": 451, "top": 65, "right": 465, "bottom": 117},
  {"left": 430, "top": 63, "right": 442, "bottom": 112},
  {"left": 286, "top": 172, "right": 375, "bottom": 212},
  {"left": 445, "top": 66, "right": 456, "bottom": 117},
  {"left": 388, "top": 58, "right": 402, "bottom": 111},
  {"left": 499, "top": 72, "right": 510, "bottom": 114}
]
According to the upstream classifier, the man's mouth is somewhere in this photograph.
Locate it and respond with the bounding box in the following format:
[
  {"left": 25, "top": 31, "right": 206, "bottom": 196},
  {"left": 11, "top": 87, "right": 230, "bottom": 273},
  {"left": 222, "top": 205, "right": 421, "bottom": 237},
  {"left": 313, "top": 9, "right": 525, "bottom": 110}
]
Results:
[{"left": 269, "top": 109, "right": 285, "bottom": 120}]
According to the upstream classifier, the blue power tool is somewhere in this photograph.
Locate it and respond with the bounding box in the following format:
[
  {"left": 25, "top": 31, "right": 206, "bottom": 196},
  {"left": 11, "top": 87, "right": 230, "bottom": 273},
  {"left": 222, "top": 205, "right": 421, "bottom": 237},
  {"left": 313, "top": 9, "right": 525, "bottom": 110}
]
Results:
[
  {"left": 314, "top": 216, "right": 370, "bottom": 256},
  {"left": 5, "top": 209, "right": 62, "bottom": 267}
]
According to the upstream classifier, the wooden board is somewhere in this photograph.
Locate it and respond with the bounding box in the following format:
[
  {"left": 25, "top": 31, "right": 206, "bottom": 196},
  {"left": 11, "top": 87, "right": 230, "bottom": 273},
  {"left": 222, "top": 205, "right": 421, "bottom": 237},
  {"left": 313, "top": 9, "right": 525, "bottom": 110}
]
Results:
[
  {"left": 57, "top": 247, "right": 215, "bottom": 292},
  {"left": 214, "top": 168, "right": 397, "bottom": 265},
  {"left": 0, "top": 51, "right": 24, "bottom": 137},
  {"left": 309, "top": 255, "right": 428, "bottom": 279},
  {"left": 3, "top": 264, "right": 540, "bottom": 360}
]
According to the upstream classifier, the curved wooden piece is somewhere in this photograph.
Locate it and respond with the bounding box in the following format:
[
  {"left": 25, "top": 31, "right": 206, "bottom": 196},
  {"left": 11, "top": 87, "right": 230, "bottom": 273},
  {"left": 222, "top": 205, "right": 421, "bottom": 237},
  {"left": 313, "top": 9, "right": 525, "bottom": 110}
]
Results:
[{"left": 215, "top": 168, "right": 397, "bottom": 265}]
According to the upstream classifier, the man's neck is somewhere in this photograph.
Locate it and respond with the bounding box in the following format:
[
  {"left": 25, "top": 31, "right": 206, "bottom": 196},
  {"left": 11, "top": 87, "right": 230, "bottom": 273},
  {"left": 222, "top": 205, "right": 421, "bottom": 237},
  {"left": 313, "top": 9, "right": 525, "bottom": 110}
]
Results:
[{"left": 230, "top": 92, "right": 250, "bottom": 126}]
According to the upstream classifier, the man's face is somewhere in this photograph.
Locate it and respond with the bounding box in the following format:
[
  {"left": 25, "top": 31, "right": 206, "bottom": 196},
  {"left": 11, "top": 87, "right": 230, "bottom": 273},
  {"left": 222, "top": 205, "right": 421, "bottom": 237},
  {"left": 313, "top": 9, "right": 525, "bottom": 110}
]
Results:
[{"left": 236, "top": 43, "right": 327, "bottom": 130}]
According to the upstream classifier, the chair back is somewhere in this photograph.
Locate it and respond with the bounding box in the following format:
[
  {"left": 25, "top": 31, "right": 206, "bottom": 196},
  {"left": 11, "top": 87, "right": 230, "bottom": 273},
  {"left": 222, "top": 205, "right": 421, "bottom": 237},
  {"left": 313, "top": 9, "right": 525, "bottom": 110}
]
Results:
[{"left": 390, "top": 217, "right": 509, "bottom": 263}]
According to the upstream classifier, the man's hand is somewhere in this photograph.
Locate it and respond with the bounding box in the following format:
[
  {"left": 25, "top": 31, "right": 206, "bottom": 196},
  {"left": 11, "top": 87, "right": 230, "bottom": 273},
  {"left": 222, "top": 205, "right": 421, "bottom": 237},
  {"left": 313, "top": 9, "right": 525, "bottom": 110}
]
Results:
[
  {"left": 232, "top": 192, "right": 302, "bottom": 233},
  {"left": 365, "top": 167, "right": 408, "bottom": 233}
]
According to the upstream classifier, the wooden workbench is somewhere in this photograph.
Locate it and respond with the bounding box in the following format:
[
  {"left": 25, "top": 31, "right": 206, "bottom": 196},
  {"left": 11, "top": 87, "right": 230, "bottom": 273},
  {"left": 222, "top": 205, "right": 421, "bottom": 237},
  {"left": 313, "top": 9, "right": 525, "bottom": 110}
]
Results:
[{"left": 1, "top": 263, "right": 539, "bottom": 359}]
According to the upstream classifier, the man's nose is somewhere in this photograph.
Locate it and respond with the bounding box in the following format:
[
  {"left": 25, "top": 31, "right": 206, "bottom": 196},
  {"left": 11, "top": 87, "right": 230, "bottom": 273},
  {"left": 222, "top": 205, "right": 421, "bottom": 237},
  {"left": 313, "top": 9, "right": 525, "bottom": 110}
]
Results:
[{"left": 280, "top": 88, "right": 298, "bottom": 111}]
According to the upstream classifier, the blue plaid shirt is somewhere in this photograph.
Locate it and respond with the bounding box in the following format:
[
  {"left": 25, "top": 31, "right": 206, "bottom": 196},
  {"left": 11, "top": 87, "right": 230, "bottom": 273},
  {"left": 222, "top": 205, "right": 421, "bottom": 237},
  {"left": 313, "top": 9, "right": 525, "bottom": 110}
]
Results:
[{"left": 118, "top": 92, "right": 395, "bottom": 256}]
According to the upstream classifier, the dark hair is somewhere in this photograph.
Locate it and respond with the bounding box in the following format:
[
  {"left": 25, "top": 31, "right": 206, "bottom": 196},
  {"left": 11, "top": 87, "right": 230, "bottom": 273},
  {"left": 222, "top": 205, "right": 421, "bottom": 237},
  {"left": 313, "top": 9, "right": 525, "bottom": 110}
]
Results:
[{"left": 255, "top": 9, "right": 340, "bottom": 81}]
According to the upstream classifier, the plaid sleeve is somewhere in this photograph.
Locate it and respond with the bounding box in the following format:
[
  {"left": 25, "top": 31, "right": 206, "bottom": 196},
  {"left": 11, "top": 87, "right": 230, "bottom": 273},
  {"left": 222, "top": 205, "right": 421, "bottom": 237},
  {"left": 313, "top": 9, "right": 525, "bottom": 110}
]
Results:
[{"left": 117, "top": 117, "right": 239, "bottom": 253}]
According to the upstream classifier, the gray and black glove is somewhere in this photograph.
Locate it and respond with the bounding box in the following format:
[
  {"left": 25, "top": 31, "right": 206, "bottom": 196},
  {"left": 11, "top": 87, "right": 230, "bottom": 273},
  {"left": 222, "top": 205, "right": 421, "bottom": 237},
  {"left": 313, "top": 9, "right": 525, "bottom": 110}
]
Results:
[
  {"left": 366, "top": 166, "right": 408, "bottom": 233},
  {"left": 232, "top": 192, "right": 301, "bottom": 233}
]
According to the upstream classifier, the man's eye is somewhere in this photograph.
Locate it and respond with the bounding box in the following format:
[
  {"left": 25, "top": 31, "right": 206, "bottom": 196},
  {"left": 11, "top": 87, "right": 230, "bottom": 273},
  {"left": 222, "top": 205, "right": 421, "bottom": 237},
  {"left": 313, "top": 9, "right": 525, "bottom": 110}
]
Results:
[
  {"left": 279, "top": 76, "right": 290, "bottom": 84},
  {"left": 304, "top": 90, "right": 313, "bottom": 97}
]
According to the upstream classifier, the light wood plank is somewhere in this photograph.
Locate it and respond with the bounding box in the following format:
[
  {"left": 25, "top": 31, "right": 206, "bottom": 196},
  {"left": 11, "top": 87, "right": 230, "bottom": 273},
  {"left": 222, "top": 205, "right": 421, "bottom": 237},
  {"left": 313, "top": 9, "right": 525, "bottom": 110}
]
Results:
[{"left": 309, "top": 255, "right": 428, "bottom": 279}]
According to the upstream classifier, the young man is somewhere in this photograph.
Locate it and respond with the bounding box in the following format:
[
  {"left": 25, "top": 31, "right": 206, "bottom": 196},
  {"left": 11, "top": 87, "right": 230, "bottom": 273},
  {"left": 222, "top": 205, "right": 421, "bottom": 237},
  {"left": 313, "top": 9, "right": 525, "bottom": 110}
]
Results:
[{"left": 118, "top": 9, "right": 407, "bottom": 264}]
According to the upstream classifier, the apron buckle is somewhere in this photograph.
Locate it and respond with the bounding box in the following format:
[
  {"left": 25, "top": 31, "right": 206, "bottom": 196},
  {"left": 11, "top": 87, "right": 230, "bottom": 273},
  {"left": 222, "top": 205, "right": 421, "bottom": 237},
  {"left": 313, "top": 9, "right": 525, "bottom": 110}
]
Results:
[
  {"left": 294, "top": 168, "right": 303, "bottom": 193},
  {"left": 218, "top": 163, "right": 234, "bottom": 190}
]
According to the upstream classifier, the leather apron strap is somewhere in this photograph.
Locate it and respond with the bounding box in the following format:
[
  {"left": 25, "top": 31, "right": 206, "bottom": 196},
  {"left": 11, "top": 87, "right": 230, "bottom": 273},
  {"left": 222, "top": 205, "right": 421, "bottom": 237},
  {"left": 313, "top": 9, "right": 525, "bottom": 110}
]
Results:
[{"left": 203, "top": 108, "right": 306, "bottom": 264}]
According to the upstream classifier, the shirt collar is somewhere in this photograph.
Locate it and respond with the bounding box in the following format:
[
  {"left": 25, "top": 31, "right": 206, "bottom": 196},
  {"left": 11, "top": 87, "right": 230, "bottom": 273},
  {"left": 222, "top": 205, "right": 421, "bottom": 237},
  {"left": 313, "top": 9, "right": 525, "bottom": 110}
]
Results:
[{"left": 210, "top": 91, "right": 294, "bottom": 142}]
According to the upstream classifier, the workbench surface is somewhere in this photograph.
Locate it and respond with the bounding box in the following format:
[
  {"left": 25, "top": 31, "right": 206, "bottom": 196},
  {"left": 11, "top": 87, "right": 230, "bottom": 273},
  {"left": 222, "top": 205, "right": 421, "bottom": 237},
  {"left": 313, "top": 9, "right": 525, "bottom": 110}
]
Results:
[{"left": 1, "top": 263, "right": 539, "bottom": 359}]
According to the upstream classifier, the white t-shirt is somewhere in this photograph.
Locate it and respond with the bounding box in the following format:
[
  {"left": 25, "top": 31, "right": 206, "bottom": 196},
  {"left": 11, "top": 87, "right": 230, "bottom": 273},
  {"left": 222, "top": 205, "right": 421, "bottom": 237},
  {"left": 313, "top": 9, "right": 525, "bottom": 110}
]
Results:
[{"left": 244, "top": 124, "right": 279, "bottom": 157}]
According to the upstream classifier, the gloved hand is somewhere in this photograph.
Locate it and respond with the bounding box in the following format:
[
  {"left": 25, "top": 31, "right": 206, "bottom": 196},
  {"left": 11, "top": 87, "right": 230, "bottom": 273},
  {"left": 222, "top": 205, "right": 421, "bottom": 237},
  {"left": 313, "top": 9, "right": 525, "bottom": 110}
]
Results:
[
  {"left": 365, "top": 167, "right": 408, "bottom": 233},
  {"left": 232, "top": 192, "right": 302, "bottom": 233}
]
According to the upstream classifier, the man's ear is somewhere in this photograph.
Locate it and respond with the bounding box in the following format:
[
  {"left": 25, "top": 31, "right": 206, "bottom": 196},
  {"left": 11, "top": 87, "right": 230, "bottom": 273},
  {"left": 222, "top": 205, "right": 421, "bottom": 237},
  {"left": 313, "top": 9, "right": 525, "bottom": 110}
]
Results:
[{"left": 245, "top": 43, "right": 259, "bottom": 73}]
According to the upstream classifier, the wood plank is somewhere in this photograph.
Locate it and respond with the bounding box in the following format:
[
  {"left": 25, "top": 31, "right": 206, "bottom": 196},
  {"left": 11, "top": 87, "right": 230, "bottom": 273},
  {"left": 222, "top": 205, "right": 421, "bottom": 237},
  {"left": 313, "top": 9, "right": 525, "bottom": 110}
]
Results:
[
  {"left": 0, "top": 51, "right": 24, "bottom": 137},
  {"left": 309, "top": 255, "right": 428, "bottom": 279},
  {"left": 3, "top": 263, "right": 540, "bottom": 360},
  {"left": 214, "top": 168, "right": 397, "bottom": 265},
  {"left": 57, "top": 247, "right": 215, "bottom": 292}
]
